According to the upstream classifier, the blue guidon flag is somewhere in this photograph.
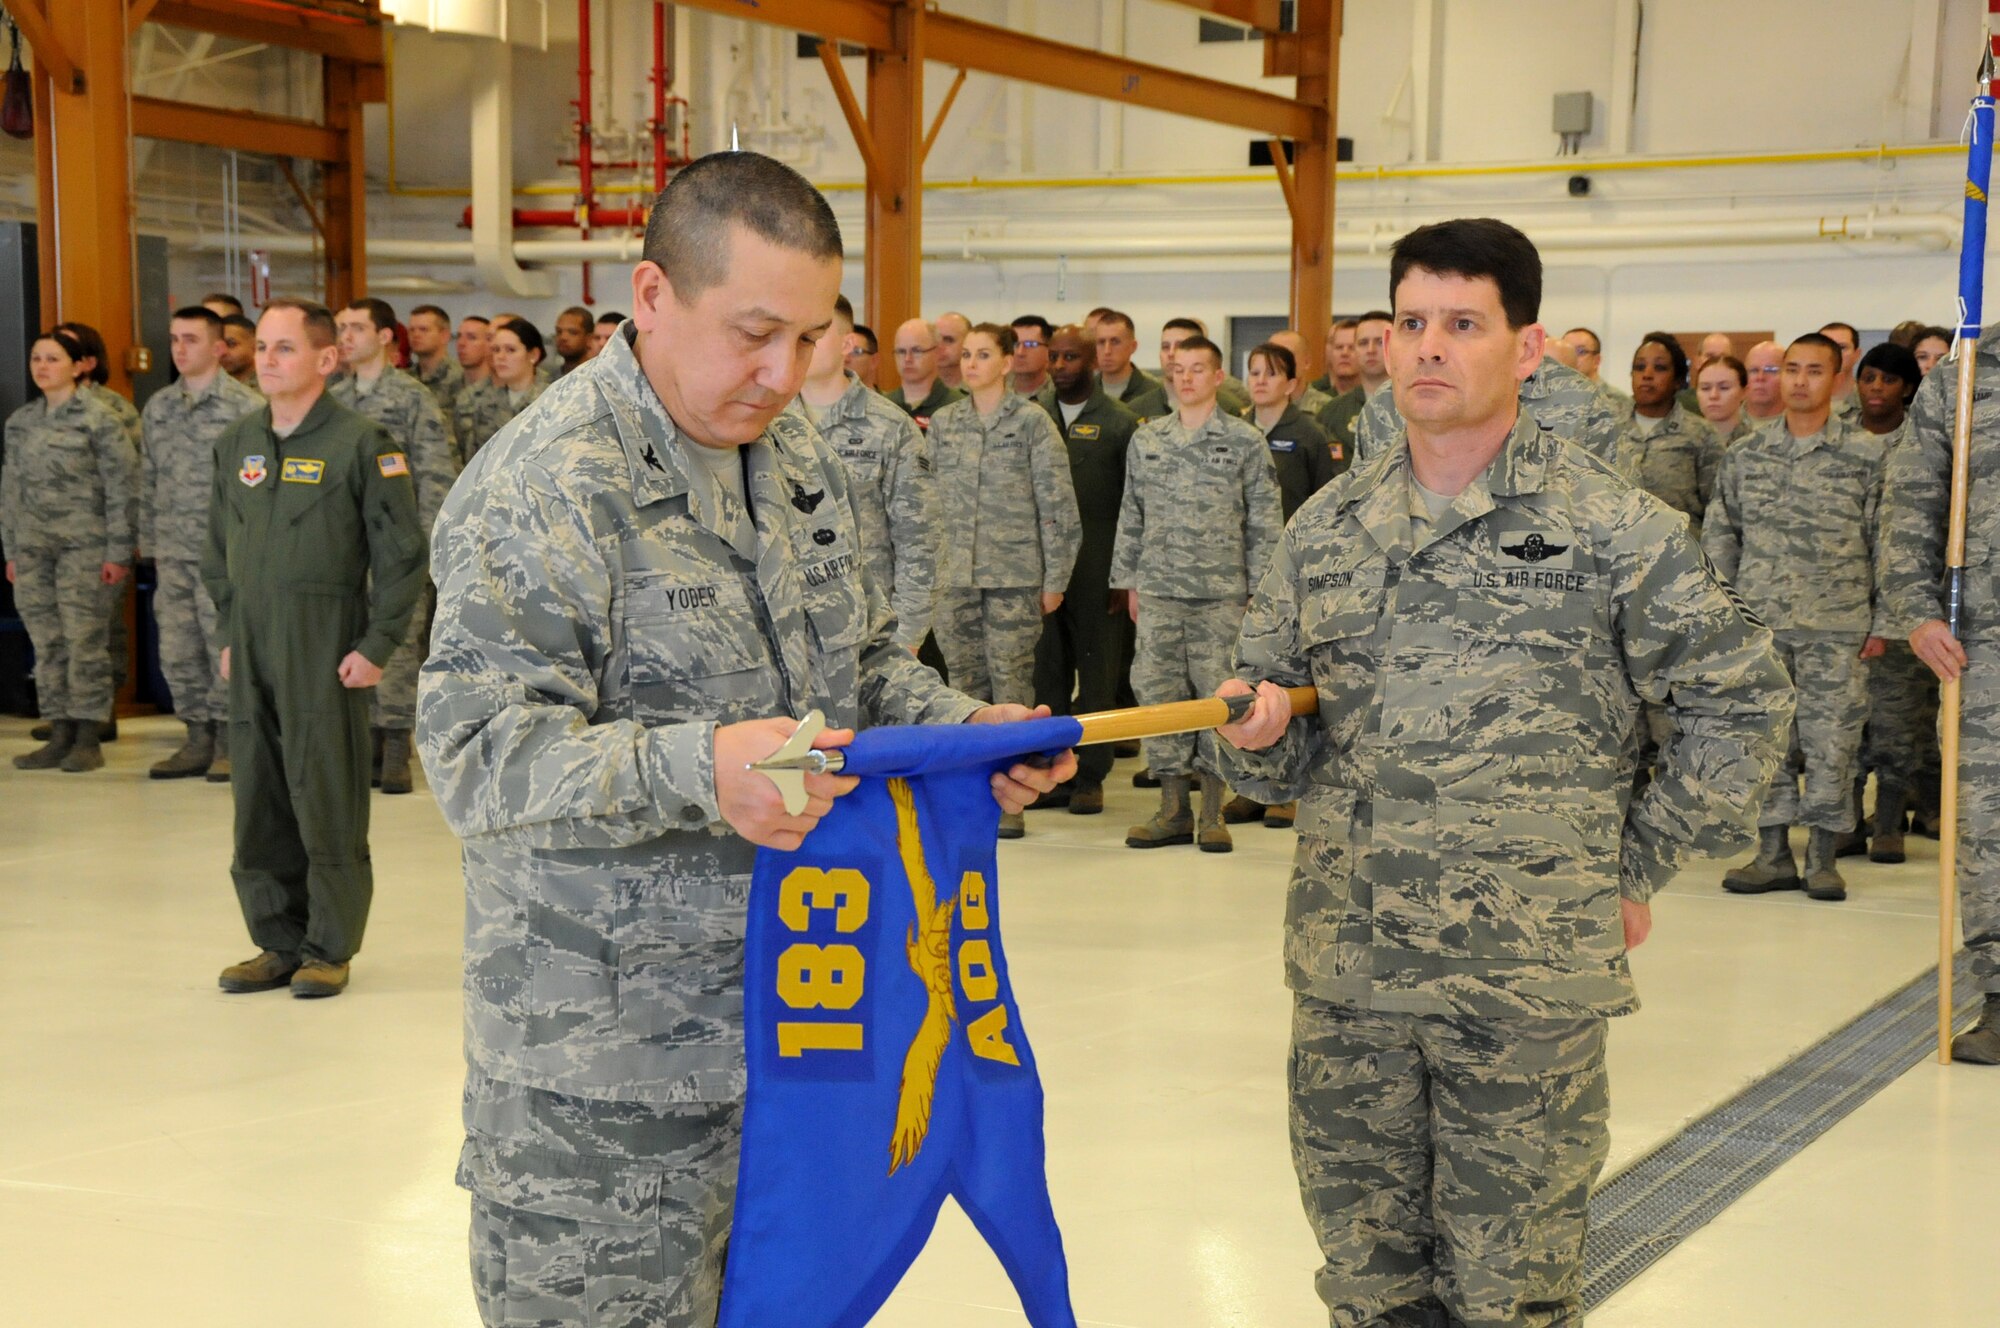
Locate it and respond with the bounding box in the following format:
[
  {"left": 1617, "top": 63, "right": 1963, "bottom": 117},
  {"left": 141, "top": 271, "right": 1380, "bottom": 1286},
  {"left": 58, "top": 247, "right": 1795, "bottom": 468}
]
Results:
[{"left": 720, "top": 717, "right": 1085, "bottom": 1328}]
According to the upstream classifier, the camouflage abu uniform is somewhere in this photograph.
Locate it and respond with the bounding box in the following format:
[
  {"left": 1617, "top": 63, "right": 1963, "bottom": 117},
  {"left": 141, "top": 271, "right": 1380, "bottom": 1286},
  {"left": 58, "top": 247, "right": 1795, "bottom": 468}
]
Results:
[
  {"left": 417, "top": 328, "right": 984, "bottom": 1327},
  {"left": 1354, "top": 355, "right": 1626, "bottom": 472},
  {"left": 84, "top": 380, "right": 143, "bottom": 696},
  {"left": 331, "top": 368, "right": 461, "bottom": 735},
  {"left": 1614, "top": 401, "right": 1722, "bottom": 533},
  {"left": 415, "top": 354, "right": 468, "bottom": 443},
  {"left": 1221, "top": 413, "right": 1790, "bottom": 1326},
  {"left": 455, "top": 378, "right": 546, "bottom": 464},
  {"left": 1860, "top": 420, "right": 1939, "bottom": 814},
  {"left": 1882, "top": 335, "right": 2000, "bottom": 998},
  {"left": 1110, "top": 405, "right": 1281, "bottom": 779},
  {"left": 1, "top": 391, "right": 139, "bottom": 725},
  {"left": 926, "top": 390, "right": 1081, "bottom": 705},
  {"left": 140, "top": 370, "right": 263, "bottom": 724},
  {"left": 1704, "top": 412, "right": 1885, "bottom": 832},
  {"left": 787, "top": 372, "right": 937, "bottom": 650}
]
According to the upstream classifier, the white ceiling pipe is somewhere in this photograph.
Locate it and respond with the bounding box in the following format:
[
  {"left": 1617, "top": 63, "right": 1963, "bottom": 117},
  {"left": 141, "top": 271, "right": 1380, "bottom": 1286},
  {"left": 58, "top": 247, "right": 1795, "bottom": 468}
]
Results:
[
  {"left": 181, "top": 211, "right": 1960, "bottom": 269},
  {"left": 468, "top": 37, "right": 556, "bottom": 298}
]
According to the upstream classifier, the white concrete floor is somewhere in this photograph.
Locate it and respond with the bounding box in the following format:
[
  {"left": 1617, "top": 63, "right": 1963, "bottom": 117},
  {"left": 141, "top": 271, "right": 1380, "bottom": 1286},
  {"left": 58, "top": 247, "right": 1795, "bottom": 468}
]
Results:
[{"left": 0, "top": 713, "right": 1990, "bottom": 1327}]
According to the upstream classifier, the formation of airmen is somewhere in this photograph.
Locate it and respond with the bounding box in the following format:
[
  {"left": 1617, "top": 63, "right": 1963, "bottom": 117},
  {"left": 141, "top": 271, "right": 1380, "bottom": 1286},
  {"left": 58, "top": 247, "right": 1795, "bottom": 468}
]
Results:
[{"left": 0, "top": 147, "right": 1994, "bottom": 1326}]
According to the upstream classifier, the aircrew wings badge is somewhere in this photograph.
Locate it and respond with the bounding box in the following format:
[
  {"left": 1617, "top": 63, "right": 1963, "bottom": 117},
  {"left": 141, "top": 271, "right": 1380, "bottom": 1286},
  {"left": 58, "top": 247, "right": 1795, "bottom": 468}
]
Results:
[{"left": 239, "top": 455, "right": 267, "bottom": 487}]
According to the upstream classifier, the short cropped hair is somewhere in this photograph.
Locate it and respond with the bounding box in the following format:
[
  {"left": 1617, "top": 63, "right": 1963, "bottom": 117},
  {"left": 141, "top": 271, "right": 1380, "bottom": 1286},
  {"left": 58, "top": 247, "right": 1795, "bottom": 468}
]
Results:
[
  {"left": 1818, "top": 321, "right": 1860, "bottom": 350},
  {"left": 595, "top": 311, "right": 626, "bottom": 326},
  {"left": 222, "top": 313, "right": 257, "bottom": 335},
  {"left": 1390, "top": 218, "right": 1541, "bottom": 330},
  {"left": 851, "top": 324, "right": 878, "bottom": 354},
  {"left": 260, "top": 299, "right": 339, "bottom": 348},
  {"left": 1248, "top": 341, "right": 1298, "bottom": 379},
  {"left": 343, "top": 297, "right": 398, "bottom": 334},
  {"left": 1176, "top": 335, "right": 1224, "bottom": 369},
  {"left": 1859, "top": 341, "right": 1921, "bottom": 402},
  {"left": 1355, "top": 309, "right": 1394, "bottom": 327},
  {"left": 409, "top": 303, "right": 451, "bottom": 325},
  {"left": 967, "top": 322, "right": 1017, "bottom": 356},
  {"left": 558, "top": 305, "right": 594, "bottom": 326},
  {"left": 1563, "top": 326, "right": 1603, "bottom": 354},
  {"left": 1086, "top": 306, "right": 1115, "bottom": 321},
  {"left": 1098, "top": 310, "right": 1137, "bottom": 336},
  {"left": 1010, "top": 314, "right": 1053, "bottom": 339},
  {"left": 1331, "top": 316, "right": 1359, "bottom": 332},
  {"left": 459, "top": 314, "right": 491, "bottom": 327},
  {"left": 203, "top": 292, "right": 245, "bottom": 315},
  {"left": 1636, "top": 330, "right": 1690, "bottom": 388},
  {"left": 833, "top": 294, "right": 856, "bottom": 328},
  {"left": 1162, "top": 317, "right": 1205, "bottom": 337},
  {"left": 1698, "top": 354, "right": 1748, "bottom": 388},
  {"left": 642, "top": 150, "right": 842, "bottom": 304},
  {"left": 1787, "top": 331, "right": 1845, "bottom": 369},
  {"left": 170, "top": 306, "right": 225, "bottom": 334}
]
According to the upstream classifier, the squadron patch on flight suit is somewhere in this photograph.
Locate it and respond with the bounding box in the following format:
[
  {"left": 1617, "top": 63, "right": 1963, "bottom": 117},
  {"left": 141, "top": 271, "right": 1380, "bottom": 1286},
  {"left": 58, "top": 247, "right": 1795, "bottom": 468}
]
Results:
[{"left": 239, "top": 455, "right": 267, "bottom": 487}]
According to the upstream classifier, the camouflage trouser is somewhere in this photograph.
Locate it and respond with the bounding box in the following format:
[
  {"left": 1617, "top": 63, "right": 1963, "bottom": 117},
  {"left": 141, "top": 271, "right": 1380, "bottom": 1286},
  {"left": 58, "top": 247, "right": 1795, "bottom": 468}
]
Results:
[
  {"left": 1863, "top": 640, "right": 1939, "bottom": 801},
  {"left": 933, "top": 587, "right": 1043, "bottom": 707},
  {"left": 1290, "top": 997, "right": 1609, "bottom": 1328},
  {"left": 1952, "top": 643, "right": 2000, "bottom": 995},
  {"left": 154, "top": 557, "right": 226, "bottom": 724},
  {"left": 371, "top": 582, "right": 433, "bottom": 731},
  {"left": 1133, "top": 595, "right": 1243, "bottom": 778},
  {"left": 12, "top": 543, "right": 114, "bottom": 722},
  {"left": 1760, "top": 631, "right": 1869, "bottom": 832},
  {"left": 460, "top": 1070, "right": 741, "bottom": 1328},
  {"left": 109, "top": 579, "right": 130, "bottom": 693}
]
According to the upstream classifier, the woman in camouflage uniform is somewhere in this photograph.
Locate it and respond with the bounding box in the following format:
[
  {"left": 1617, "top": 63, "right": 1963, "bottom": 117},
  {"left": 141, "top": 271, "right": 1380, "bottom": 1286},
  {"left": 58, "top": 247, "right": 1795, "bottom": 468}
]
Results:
[
  {"left": 456, "top": 316, "right": 548, "bottom": 462},
  {"left": 2, "top": 331, "right": 140, "bottom": 771}
]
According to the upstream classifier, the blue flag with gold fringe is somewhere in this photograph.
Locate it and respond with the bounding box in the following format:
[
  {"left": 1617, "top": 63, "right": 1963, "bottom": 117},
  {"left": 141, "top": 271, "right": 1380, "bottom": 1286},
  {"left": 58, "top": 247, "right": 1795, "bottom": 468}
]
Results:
[{"left": 719, "top": 717, "right": 1084, "bottom": 1328}]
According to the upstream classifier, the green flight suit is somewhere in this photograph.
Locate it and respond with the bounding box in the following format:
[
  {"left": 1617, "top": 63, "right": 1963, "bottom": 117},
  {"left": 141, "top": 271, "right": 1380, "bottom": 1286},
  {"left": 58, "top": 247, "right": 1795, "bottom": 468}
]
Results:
[
  {"left": 1031, "top": 381, "right": 1139, "bottom": 786},
  {"left": 1246, "top": 402, "right": 1342, "bottom": 521},
  {"left": 1109, "top": 367, "right": 1170, "bottom": 421},
  {"left": 202, "top": 392, "right": 427, "bottom": 964},
  {"left": 886, "top": 378, "right": 964, "bottom": 431}
]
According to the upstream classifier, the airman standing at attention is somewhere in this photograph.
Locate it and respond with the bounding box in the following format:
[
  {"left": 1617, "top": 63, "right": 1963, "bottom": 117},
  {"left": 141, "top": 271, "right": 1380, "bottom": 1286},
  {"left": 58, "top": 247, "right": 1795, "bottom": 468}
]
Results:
[
  {"left": 417, "top": 153, "right": 1069, "bottom": 1326},
  {"left": 140, "top": 307, "right": 262, "bottom": 780},
  {"left": 934, "top": 311, "right": 971, "bottom": 393},
  {"left": 790, "top": 294, "right": 937, "bottom": 655},
  {"left": 1617, "top": 331, "right": 1722, "bottom": 533},
  {"left": 205, "top": 300, "right": 426, "bottom": 1000},
  {"left": 929, "top": 322, "right": 1083, "bottom": 838},
  {"left": 885, "top": 317, "right": 963, "bottom": 430},
  {"left": 1113, "top": 334, "right": 1281, "bottom": 854},
  {"left": 1218, "top": 218, "right": 1790, "bottom": 1328},
  {"left": 407, "top": 304, "right": 466, "bottom": 428},
  {"left": 1158, "top": 318, "right": 1252, "bottom": 414},
  {"left": 221, "top": 314, "right": 262, "bottom": 391},
  {"left": 1319, "top": 310, "right": 1391, "bottom": 449},
  {"left": 1311, "top": 316, "right": 1359, "bottom": 397},
  {"left": 1094, "top": 311, "right": 1169, "bottom": 419},
  {"left": 1705, "top": 332, "right": 1887, "bottom": 903},
  {"left": 332, "top": 297, "right": 462, "bottom": 794},
  {"left": 589, "top": 311, "right": 625, "bottom": 359},
  {"left": 1029, "top": 324, "right": 1139, "bottom": 816},
  {"left": 1270, "top": 329, "right": 1335, "bottom": 420},
  {"left": 552, "top": 306, "right": 596, "bottom": 377},
  {"left": 1009, "top": 315, "right": 1055, "bottom": 398}
]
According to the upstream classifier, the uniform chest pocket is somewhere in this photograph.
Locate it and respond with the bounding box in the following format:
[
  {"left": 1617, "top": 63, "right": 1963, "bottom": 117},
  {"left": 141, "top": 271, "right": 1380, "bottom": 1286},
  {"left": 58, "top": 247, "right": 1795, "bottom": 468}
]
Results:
[
  {"left": 621, "top": 574, "right": 769, "bottom": 722},
  {"left": 1299, "top": 581, "right": 1386, "bottom": 648},
  {"left": 1454, "top": 579, "right": 1598, "bottom": 654}
]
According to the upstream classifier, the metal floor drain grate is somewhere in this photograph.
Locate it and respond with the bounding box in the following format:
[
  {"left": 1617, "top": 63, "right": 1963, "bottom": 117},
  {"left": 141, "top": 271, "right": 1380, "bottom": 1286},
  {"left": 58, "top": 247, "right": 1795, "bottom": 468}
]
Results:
[{"left": 1583, "top": 952, "right": 1981, "bottom": 1308}]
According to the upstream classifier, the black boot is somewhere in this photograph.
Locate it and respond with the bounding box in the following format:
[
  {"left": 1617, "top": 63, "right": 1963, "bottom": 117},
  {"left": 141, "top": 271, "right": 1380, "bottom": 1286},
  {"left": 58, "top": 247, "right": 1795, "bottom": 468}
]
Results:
[{"left": 1869, "top": 787, "right": 1908, "bottom": 864}]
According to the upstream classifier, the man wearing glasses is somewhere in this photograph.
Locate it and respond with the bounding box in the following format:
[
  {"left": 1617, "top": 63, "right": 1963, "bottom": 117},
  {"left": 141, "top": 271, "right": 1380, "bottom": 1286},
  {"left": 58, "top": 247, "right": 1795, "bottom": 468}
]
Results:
[
  {"left": 1744, "top": 340, "right": 1786, "bottom": 425},
  {"left": 886, "top": 318, "right": 963, "bottom": 430},
  {"left": 1010, "top": 314, "right": 1054, "bottom": 397}
]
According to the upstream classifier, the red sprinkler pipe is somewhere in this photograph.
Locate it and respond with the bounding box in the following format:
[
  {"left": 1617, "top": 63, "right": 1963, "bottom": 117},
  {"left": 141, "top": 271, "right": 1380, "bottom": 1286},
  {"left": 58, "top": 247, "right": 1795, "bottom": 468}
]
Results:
[
  {"left": 651, "top": 2, "right": 671, "bottom": 193},
  {"left": 575, "top": 0, "right": 595, "bottom": 303},
  {"left": 462, "top": 206, "right": 650, "bottom": 228}
]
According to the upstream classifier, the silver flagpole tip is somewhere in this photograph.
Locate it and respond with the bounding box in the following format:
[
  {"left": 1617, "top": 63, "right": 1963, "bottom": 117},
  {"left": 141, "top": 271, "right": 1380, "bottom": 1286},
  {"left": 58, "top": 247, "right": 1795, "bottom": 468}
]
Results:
[
  {"left": 1981, "top": 42, "right": 1994, "bottom": 90},
  {"left": 731, "top": 122, "right": 741, "bottom": 152}
]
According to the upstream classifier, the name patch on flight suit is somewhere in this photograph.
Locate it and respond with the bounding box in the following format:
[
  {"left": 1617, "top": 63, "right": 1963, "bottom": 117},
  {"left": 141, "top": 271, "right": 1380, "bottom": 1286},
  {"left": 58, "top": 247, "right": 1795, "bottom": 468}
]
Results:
[
  {"left": 1070, "top": 424, "right": 1100, "bottom": 440},
  {"left": 377, "top": 451, "right": 410, "bottom": 478},
  {"left": 1269, "top": 439, "right": 1297, "bottom": 453},
  {"left": 281, "top": 458, "right": 326, "bottom": 484}
]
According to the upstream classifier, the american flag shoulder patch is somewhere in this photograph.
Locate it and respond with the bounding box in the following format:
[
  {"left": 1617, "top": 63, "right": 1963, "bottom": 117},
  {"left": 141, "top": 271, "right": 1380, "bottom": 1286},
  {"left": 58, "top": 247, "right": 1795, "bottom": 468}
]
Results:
[{"left": 377, "top": 452, "right": 410, "bottom": 478}]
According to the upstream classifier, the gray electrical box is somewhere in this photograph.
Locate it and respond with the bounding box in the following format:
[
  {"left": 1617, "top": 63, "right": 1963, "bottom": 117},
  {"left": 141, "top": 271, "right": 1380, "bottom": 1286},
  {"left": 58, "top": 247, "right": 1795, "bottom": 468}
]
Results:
[{"left": 1553, "top": 92, "right": 1594, "bottom": 136}]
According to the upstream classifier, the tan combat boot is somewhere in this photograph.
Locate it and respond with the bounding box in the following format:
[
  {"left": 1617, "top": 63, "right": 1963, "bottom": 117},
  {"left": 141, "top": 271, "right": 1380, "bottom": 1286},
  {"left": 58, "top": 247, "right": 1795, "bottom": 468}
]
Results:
[
  {"left": 379, "top": 729, "right": 415, "bottom": 795},
  {"left": 1869, "top": 787, "right": 1908, "bottom": 864},
  {"left": 218, "top": 950, "right": 301, "bottom": 993},
  {"left": 1722, "top": 825, "right": 1799, "bottom": 894},
  {"left": 1197, "top": 774, "right": 1233, "bottom": 853},
  {"left": 1221, "top": 794, "right": 1265, "bottom": 824},
  {"left": 1804, "top": 827, "right": 1847, "bottom": 901},
  {"left": 1126, "top": 775, "right": 1193, "bottom": 848},
  {"left": 1263, "top": 801, "right": 1297, "bottom": 829},
  {"left": 59, "top": 723, "right": 104, "bottom": 772},
  {"left": 150, "top": 720, "right": 214, "bottom": 780},
  {"left": 291, "top": 959, "right": 351, "bottom": 999},
  {"left": 205, "top": 721, "right": 232, "bottom": 782},
  {"left": 997, "top": 811, "right": 1025, "bottom": 840},
  {"left": 1065, "top": 781, "right": 1104, "bottom": 815},
  {"left": 13, "top": 720, "right": 75, "bottom": 770},
  {"left": 1951, "top": 994, "right": 2000, "bottom": 1064}
]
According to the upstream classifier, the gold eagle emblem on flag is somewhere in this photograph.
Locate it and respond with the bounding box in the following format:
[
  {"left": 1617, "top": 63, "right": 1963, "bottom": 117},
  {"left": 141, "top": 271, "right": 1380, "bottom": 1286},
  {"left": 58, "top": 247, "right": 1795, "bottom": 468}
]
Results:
[{"left": 886, "top": 777, "right": 958, "bottom": 1175}]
